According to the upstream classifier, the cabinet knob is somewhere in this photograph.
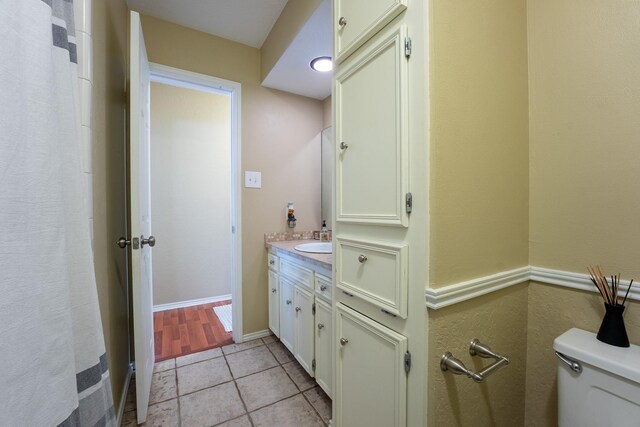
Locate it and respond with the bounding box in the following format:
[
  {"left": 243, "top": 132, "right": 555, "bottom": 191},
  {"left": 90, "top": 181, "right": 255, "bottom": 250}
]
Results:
[
  {"left": 320, "top": 285, "right": 327, "bottom": 291},
  {"left": 358, "top": 254, "right": 368, "bottom": 263},
  {"left": 269, "top": 260, "right": 275, "bottom": 265},
  {"left": 318, "top": 323, "right": 325, "bottom": 330},
  {"left": 286, "top": 299, "right": 292, "bottom": 305},
  {"left": 340, "top": 338, "right": 349, "bottom": 346},
  {"left": 271, "top": 288, "right": 277, "bottom": 293},
  {"left": 339, "top": 141, "right": 349, "bottom": 150},
  {"left": 295, "top": 307, "right": 301, "bottom": 312},
  {"left": 338, "top": 17, "right": 347, "bottom": 28}
]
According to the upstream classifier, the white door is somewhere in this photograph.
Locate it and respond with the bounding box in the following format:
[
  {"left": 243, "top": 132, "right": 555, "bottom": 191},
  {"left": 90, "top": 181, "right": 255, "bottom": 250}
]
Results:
[
  {"left": 268, "top": 270, "right": 280, "bottom": 337},
  {"left": 335, "top": 303, "right": 407, "bottom": 427},
  {"left": 279, "top": 277, "right": 295, "bottom": 352},
  {"left": 293, "top": 285, "right": 315, "bottom": 376},
  {"left": 130, "top": 11, "right": 154, "bottom": 424},
  {"left": 315, "top": 298, "right": 333, "bottom": 398}
]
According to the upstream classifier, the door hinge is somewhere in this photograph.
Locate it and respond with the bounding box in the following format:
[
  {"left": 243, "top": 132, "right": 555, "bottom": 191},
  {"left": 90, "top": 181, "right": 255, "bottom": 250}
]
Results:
[
  {"left": 312, "top": 303, "right": 316, "bottom": 315},
  {"left": 312, "top": 359, "right": 316, "bottom": 371},
  {"left": 405, "top": 192, "right": 413, "bottom": 214},
  {"left": 404, "top": 351, "right": 412, "bottom": 374},
  {"left": 404, "top": 37, "right": 412, "bottom": 58}
]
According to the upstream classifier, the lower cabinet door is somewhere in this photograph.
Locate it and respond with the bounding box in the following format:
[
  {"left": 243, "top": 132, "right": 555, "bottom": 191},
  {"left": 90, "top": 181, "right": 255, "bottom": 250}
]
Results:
[
  {"left": 268, "top": 270, "right": 280, "bottom": 338},
  {"left": 279, "top": 277, "right": 295, "bottom": 352},
  {"left": 314, "top": 298, "right": 333, "bottom": 398},
  {"left": 294, "top": 285, "right": 315, "bottom": 376},
  {"left": 335, "top": 302, "right": 407, "bottom": 427}
]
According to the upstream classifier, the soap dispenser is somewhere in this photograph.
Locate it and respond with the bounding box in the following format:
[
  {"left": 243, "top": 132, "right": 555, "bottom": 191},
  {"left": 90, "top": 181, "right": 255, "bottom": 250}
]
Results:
[
  {"left": 287, "top": 202, "right": 297, "bottom": 228},
  {"left": 320, "top": 220, "right": 329, "bottom": 241}
]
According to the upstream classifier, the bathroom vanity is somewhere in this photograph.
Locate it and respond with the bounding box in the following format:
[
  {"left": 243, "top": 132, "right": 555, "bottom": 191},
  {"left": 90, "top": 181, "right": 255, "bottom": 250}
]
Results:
[{"left": 266, "top": 239, "right": 333, "bottom": 399}]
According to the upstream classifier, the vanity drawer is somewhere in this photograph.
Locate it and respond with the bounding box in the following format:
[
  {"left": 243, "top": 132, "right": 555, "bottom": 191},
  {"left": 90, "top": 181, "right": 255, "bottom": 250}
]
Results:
[
  {"left": 268, "top": 252, "right": 279, "bottom": 272},
  {"left": 315, "top": 273, "right": 333, "bottom": 302},
  {"left": 336, "top": 237, "right": 408, "bottom": 318},
  {"left": 280, "top": 258, "right": 313, "bottom": 290}
]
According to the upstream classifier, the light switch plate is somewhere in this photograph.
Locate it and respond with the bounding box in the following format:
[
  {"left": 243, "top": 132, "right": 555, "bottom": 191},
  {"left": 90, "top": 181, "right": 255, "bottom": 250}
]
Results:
[{"left": 245, "top": 171, "right": 262, "bottom": 188}]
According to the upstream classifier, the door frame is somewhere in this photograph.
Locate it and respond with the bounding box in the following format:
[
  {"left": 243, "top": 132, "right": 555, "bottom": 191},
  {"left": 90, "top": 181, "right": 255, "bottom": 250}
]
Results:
[{"left": 148, "top": 63, "right": 244, "bottom": 342}]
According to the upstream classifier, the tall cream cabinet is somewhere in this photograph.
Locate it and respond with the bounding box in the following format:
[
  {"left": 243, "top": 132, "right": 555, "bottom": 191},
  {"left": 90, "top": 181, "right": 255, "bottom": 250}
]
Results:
[{"left": 333, "top": 0, "right": 428, "bottom": 426}]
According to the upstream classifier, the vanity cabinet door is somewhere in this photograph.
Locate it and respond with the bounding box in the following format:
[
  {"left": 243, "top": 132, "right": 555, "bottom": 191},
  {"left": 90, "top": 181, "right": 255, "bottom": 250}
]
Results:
[
  {"left": 335, "top": 303, "right": 407, "bottom": 427},
  {"left": 268, "top": 270, "right": 280, "bottom": 338},
  {"left": 279, "top": 277, "right": 295, "bottom": 353},
  {"left": 294, "top": 285, "right": 315, "bottom": 376},
  {"left": 335, "top": 23, "right": 409, "bottom": 227},
  {"left": 315, "top": 298, "right": 333, "bottom": 398}
]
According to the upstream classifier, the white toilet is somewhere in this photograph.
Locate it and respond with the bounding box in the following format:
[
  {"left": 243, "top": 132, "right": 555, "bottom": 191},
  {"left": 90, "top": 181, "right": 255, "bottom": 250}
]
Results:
[{"left": 554, "top": 328, "right": 640, "bottom": 427}]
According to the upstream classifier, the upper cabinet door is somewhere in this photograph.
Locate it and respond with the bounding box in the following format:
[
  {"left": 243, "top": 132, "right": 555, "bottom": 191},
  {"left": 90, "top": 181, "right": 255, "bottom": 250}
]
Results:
[
  {"left": 335, "top": 0, "right": 407, "bottom": 63},
  {"left": 336, "top": 24, "right": 409, "bottom": 227}
]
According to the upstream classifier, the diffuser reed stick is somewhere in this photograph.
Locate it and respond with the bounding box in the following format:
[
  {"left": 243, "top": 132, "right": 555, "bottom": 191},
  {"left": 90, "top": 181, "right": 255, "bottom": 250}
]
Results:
[{"left": 587, "top": 265, "right": 634, "bottom": 307}]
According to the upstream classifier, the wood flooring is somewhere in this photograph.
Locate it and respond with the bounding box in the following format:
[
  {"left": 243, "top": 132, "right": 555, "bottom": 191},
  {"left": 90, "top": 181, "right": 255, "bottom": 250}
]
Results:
[{"left": 153, "top": 300, "right": 233, "bottom": 362}]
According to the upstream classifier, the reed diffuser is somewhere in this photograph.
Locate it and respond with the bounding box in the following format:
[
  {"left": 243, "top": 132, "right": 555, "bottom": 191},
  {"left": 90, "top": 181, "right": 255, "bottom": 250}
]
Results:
[{"left": 587, "top": 265, "right": 633, "bottom": 347}]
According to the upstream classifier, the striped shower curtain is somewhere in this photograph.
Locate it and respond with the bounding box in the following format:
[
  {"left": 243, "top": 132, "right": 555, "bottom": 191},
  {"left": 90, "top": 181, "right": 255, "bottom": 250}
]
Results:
[{"left": 0, "top": 1, "right": 115, "bottom": 425}]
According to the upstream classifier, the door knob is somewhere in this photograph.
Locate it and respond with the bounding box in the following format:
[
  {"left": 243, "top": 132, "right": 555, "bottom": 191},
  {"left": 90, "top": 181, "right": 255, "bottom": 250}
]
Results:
[
  {"left": 141, "top": 235, "right": 156, "bottom": 248},
  {"left": 340, "top": 338, "right": 349, "bottom": 346},
  {"left": 116, "top": 237, "right": 130, "bottom": 248}
]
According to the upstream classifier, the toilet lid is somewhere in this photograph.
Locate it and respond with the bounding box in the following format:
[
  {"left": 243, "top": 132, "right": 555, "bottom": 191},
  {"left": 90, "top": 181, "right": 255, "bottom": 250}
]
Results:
[{"left": 554, "top": 328, "right": 640, "bottom": 384}]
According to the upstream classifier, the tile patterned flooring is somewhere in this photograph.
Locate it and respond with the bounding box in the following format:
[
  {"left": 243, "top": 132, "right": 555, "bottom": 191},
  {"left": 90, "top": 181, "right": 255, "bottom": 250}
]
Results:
[{"left": 122, "top": 336, "right": 332, "bottom": 426}]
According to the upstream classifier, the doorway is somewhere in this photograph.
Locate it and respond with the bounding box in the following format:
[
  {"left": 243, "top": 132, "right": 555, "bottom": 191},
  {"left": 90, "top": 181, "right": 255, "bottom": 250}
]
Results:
[{"left": 148, "top": 63, "right": 243, "bottom": 351}]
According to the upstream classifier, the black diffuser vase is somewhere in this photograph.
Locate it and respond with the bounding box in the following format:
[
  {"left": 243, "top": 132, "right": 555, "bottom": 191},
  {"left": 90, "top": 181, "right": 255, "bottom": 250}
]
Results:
[{"left": 596, "top": 303, "right": 630, "bottom": 347}]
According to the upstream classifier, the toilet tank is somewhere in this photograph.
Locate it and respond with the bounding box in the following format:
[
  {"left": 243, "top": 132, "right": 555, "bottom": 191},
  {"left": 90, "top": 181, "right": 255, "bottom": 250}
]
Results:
[{"left": 554, "top": 328, "right": 640, "bottom": 427}]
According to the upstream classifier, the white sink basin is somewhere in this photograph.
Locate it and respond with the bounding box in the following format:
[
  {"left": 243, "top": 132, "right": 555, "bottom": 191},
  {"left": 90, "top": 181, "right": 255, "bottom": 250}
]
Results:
[{"left": 294, "top": 242, "right": 332, "bottom": 254}]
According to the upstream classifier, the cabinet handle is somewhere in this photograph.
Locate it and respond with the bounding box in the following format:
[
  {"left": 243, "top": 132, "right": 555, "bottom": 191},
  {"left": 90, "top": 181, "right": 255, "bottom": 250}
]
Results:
[
  {"left": 338, "top": 17, "right": 347, "bottom": 28},
  {"left": 358, "top": 254, "right": 368, "bottom": 263},
  {"left": 271, "top": 288, "right": 277, "bottom": 293},
  {"left": 318, "top": 323, "right": 325, "bottom": 330},
  {"left": 339, "top": 141, "right": 349, "bottom": 150},
  {"left": 295, "top": 307, "right": 301, "bottom": 312},
  {"left": 320, "top": 285, "right": 327, "bottom": 291},
  {"left": 340, "top": 338, "right": 349, "bottom": 346},
  {"left": 286, "top": 299, "right": 292, "bottom": 305}
]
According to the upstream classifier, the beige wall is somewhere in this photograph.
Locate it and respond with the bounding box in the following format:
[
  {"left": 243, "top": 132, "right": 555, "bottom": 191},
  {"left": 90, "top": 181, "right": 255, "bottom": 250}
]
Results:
[
  {"left": 140, "top": 16, "right": 323, "bottom": 334},
  {"left": 260, "top": 0, "right": 323, "bottom": 82},
  {"left": 428, "top": 0, "right": 530, "bottom": 288},
  {"left": 322, "top": 96, "right": 332, "bottom": 129},
  {"left": 525, "top": 1, "right": 640, "bottom": 424},
  {"left": 428, "top": 284, "right": 529, "bottom": 427},
  {"left": 150, "top": 82, "right": 232, "bottom": 305},
  {"left": 92, "top": 0, "right": 130, "bottom": 412},
  {"left": 427, "top": 0, "right": 529, "bottom": 424},
  {"left": 528, "top": 0, "right": 640, "bottom": 276}
]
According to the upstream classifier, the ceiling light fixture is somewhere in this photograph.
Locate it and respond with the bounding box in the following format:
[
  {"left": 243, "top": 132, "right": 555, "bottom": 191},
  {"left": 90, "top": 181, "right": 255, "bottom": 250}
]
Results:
[{"left": 310, "top": 56, "right": 333, "bottom": 72}]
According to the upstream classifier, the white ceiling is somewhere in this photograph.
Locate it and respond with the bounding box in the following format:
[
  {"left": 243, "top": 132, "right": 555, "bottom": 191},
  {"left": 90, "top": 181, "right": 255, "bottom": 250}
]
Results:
[
  {"left": 127, "top": 0, "right": 332, "bottom": 100},
  {"left": 126, "top": 0, "right": 288, "bottom": 48},
  {"left": 261, "top": 0, "right": 332, "bottom": 100}
]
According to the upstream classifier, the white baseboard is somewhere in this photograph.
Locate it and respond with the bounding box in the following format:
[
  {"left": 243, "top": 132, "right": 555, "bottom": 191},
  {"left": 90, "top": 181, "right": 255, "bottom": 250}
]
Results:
[
  {"left": 242, "top": 329, "right": 272, "bottom": 342},
  {"left": 116, "top": 363, "right": 134, "bottom": 427},
  {"left": 153, "top": 294, "right": 232, "bottom": 312},
  {"left": 426, "top": 265, "right": 639, "bottom": 309}
]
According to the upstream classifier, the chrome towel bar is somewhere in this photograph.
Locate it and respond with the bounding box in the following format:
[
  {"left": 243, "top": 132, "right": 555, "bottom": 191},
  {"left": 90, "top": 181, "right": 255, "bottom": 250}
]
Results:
[{"left": 440, "top": 339, "right": 510, "bottom": 383}]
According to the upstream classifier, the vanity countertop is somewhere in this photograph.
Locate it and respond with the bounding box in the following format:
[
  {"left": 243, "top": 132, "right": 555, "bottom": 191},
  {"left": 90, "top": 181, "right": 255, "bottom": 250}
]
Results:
[{"left": 266, "top": 239, "right": 333, "bottom": 271}]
